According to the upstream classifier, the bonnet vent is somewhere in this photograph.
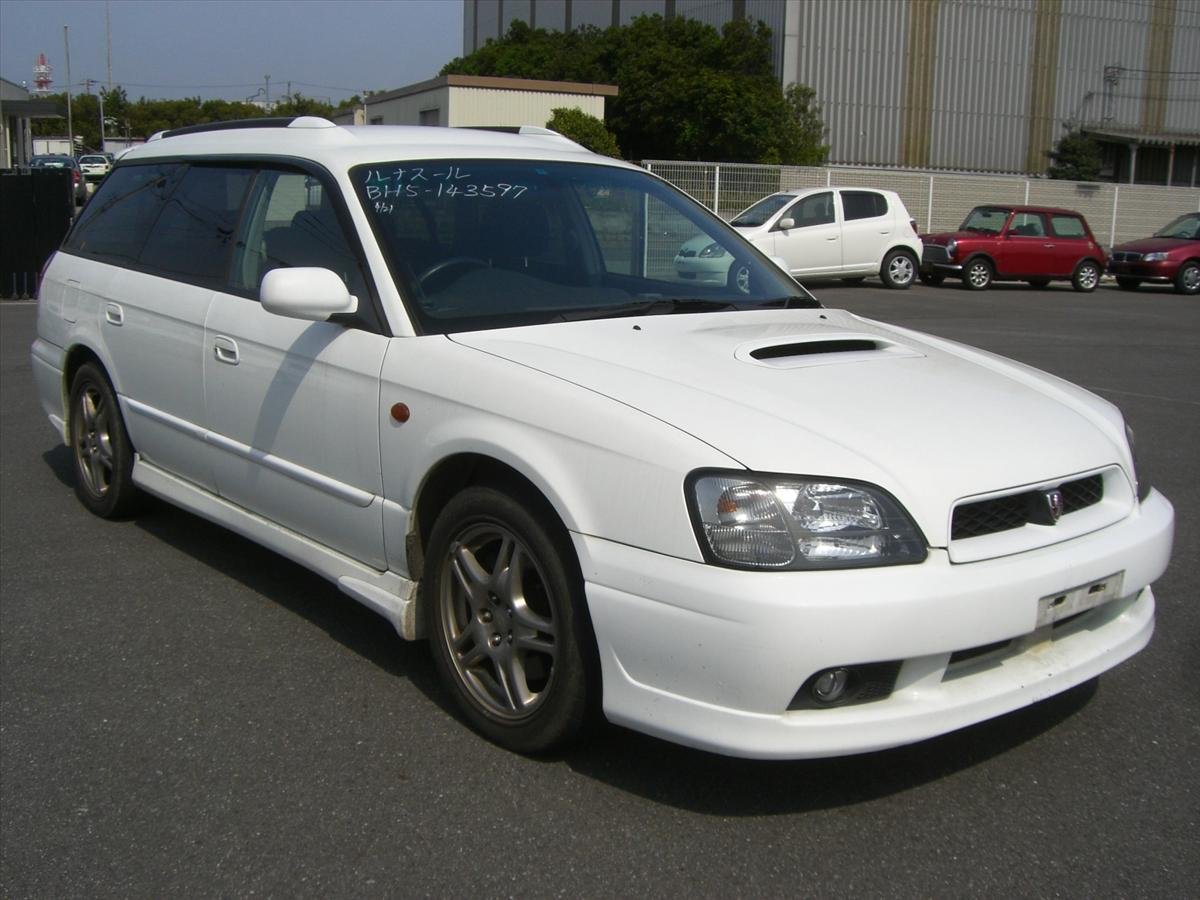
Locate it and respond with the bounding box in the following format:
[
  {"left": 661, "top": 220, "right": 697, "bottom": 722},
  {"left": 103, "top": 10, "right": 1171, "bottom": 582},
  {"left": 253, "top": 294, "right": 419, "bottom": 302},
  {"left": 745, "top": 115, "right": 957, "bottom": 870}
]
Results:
[
  {"left": 735, "top": 333, "right": 924, "bottom": 369},
  {"left": 750, "top": 339, "right": 878, "bottom": 360}
]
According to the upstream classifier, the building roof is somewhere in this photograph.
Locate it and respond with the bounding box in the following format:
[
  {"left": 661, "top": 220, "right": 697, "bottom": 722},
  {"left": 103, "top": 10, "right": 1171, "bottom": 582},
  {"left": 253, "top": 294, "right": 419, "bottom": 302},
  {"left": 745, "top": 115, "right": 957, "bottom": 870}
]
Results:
[
  {"left": 366, "top": 74, "right": 618, "bottom": 106},
  {"left": 1080, "top": 125, "right": 1200, "bottom": 148}
]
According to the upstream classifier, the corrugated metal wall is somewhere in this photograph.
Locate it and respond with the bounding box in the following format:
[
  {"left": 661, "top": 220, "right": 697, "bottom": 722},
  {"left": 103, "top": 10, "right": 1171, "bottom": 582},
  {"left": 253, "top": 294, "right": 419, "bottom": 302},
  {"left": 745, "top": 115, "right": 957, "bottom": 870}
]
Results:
[
  {"left": 788, "top": 0, "right": 909, "bottom": 167},
  {"left": 1168, "top": 1, "right": 1200, "bottom": 131}
]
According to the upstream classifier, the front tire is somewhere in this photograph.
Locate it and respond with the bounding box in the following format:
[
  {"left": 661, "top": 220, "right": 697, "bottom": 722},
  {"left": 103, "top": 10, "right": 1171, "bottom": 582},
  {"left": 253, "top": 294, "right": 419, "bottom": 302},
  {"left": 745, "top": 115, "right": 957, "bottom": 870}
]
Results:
[
  {"left": 963, "top": 258, "right": 993, "bottom": 290},
  {"left": 1175, "top": 261, "right": 1200, "bottom": 295},
  {"left": 1072, "top": 260, "right": 1101, "bottom": 292},
  {"left": 880, "top": 250, "right": 917, "bottom": 289},
  {"left": 68, "top": 362, "right": 140, "bottom": 518},
  {"left": 425, "top": 486, "right": 596, "bottom": 754}
]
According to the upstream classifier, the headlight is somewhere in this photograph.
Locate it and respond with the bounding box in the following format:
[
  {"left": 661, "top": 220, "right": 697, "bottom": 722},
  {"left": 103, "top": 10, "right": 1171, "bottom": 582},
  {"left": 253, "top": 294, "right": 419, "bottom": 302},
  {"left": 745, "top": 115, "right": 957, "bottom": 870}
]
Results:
[
  {"left": 1125, "top": 424, "right": 1151, "bottom": 502},
  {"left": 1142, "top": 252, "right": 1168, "bottom": 262},
  {"left": 945, "top": 239, "right": 958, "bottom": 258},
  {"left": 686, "top": 471, "right": 927, "bottom": 570},
  {"left": 698, "top": 242, "right": 727, "bottom": 258}
]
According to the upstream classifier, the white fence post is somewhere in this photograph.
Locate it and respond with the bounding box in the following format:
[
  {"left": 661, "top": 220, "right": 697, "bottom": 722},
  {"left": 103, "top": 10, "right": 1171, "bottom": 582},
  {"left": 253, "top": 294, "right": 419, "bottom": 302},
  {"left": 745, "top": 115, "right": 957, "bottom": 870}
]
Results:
[
  {"left": 927, "top": 175, "right": 934, "bottom": 232},
  {"left": 1110, "top": 185, "right": 1120, "bottom": 246},
  {"left": 713, "top": 164, "right": 720, "bottom": 216}
]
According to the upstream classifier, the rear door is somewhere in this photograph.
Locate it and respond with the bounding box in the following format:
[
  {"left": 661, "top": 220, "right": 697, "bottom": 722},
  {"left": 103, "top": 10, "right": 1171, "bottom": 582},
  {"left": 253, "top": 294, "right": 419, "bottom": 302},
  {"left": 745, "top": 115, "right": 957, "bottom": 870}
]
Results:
[{"left": 837, "top": 190, "right": 893, "bottom": 272}]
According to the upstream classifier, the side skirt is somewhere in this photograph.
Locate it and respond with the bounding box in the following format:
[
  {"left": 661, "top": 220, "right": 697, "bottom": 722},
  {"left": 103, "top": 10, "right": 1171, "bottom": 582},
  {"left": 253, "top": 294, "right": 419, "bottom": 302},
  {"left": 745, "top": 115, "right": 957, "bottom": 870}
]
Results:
[{"left": 132, "top": 455, "right": 420, "bottom": 639}]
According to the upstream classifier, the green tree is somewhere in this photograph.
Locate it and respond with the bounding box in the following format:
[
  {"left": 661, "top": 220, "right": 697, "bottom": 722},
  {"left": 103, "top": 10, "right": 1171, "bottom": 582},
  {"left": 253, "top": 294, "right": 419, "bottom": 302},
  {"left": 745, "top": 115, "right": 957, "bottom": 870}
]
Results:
[
  {"left": 442, "top": 15, "right": 827, "bottom": 165},
  {"left": 546, "top": 107, "right": 620, "bottom": 157},
  {"left": 1047, "top": 131, "right": 1102, "bottom": 181}
]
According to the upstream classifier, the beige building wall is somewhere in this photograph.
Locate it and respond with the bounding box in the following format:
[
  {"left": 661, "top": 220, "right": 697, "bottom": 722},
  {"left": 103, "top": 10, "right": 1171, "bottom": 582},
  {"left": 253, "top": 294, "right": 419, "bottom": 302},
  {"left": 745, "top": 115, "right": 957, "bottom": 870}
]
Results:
[{"left": 445, "top": 88, "right": 605, "bottom": 127}]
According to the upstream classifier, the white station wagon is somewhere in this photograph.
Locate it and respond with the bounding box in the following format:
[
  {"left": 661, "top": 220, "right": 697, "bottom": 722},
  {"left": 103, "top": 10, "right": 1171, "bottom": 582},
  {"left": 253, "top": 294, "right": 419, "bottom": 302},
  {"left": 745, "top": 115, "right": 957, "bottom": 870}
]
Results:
[{"left": 32, "top": 118, "right": 1174, "bottom": 759}]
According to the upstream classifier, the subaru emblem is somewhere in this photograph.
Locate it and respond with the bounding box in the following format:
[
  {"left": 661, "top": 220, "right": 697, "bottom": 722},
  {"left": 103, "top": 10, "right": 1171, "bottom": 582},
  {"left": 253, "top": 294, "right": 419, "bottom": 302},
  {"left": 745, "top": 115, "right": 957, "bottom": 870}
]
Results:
[{"left": 1045, "top": 489, "right": 1065, "bottom": 523}]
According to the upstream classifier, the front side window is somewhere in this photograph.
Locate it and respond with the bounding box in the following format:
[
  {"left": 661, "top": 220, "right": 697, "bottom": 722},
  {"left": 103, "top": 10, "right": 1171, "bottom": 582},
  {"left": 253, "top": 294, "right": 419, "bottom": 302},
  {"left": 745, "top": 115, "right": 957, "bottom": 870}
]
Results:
[
  {"left": 1010, "top": 212, "right": 1047, "bottom": 237},
  {"left": 231, "top": 169, "right": 369, "bottom": 302},
  {"left": 841, "top": 191, "right": 888, "bottom": 221},
  {"left": 784, "top": 192, "right": 835, "bottom": 228},
  {"left": 354, "top": 159, "right": 814, "bottom": 334}
]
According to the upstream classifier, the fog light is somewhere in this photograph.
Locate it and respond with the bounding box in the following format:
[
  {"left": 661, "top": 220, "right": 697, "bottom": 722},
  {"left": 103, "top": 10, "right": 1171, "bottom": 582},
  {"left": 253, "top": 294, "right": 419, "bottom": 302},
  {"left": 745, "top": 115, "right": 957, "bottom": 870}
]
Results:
[{"left": 812, "top": 667, "right": 850, "bottom": 703}]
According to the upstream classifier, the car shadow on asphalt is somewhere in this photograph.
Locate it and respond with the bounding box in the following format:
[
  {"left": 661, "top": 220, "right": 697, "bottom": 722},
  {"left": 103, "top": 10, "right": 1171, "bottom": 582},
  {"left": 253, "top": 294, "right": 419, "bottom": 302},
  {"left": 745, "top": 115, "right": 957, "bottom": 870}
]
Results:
[
  {"left": 43, "top": 442, "right": 1101, "bottom": 813},
  {"left": 558, "top": 679, "right": 1097, "bottom": 814}
]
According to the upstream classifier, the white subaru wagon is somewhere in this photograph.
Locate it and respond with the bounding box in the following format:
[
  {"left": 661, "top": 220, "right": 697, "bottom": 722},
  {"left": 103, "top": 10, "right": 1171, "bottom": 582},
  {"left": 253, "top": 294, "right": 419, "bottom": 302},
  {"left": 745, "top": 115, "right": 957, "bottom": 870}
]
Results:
[{"left": 31, "top": 118, "right": 1174, "bottom": 759}]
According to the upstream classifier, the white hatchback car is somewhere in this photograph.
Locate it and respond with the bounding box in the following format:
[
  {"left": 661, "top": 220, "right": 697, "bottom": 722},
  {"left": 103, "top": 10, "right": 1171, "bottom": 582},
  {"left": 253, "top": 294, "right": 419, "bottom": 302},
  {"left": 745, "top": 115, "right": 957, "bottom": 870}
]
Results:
[
  {"left": 676, "top": 187, "right": 923, "bottom": 289},
  {"left": 33, "top": 118, "right": 1173, "bottom": 759}
]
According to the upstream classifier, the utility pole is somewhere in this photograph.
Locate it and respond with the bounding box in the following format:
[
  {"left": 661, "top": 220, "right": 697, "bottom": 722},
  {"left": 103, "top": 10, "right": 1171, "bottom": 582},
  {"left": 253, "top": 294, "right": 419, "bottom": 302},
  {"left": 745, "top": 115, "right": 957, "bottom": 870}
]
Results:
[
  {"left": 265, "top": 74, "right": 270, "bottom": 109},
  {"left": 64, "top": 25, "right": 74, "bottom": 157},
  {"left": 106, "top": 1, "right": 113, "bottom": 91}
]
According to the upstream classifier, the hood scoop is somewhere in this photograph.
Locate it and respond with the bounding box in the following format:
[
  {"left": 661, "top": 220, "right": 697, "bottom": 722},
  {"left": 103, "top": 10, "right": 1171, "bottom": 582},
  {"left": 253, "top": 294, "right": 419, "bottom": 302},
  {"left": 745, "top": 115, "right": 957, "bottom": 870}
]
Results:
[{"left": 735, "top": 333, "right": 924, "bottom": 369}]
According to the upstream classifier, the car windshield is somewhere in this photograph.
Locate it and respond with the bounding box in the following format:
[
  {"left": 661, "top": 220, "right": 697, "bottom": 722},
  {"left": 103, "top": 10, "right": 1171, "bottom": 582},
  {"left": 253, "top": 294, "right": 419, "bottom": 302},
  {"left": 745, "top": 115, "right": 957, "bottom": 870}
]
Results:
[
  {"left": 32, "top": 156, "right": 72, "bottom": 168},
  {"left": 354, "top": 159, "right": 817, "bottom": 334},
  {"left": 80, "top": 156, "right": 106, "bottom": 164},
  {"left": 1153, "top": 213, "right": 1200, "bottom": 240},
  {"left": 960, "top": 206, "right": 1010, "bottom": 234},
  {"left": 730, "top": 193, "right": 794, "bottom": 227}
]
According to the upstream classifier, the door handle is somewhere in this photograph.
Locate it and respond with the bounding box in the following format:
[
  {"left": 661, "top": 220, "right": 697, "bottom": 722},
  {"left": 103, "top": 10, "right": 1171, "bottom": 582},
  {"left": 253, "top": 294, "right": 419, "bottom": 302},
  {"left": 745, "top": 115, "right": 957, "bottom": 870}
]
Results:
[
  {"left": 213, "top": 336, "right": 240, "bottom": 365},
  {"left": 104, "top": 303, "right": 124, "bottom": 326}
]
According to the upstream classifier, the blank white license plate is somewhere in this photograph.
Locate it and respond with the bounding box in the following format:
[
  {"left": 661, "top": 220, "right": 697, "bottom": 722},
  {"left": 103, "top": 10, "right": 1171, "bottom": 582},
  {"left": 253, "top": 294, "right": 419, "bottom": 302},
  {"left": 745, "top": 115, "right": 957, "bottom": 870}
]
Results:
[{"left": 1037, "top": 572, "right": 1124, "bottom": 627}]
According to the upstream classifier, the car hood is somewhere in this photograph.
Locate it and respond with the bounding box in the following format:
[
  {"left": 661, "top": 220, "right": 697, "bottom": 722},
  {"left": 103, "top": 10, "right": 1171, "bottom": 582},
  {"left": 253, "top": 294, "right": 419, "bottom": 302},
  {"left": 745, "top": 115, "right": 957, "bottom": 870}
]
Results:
[
  {"left": 1112, "top": 236, "right": 1198, "bottom": 253},
  {"left": 920, "top": 230, "right": 979, "bottom": 245},
  {"left": 450, "top": 309, "right": 1127, "bottom": 545}
]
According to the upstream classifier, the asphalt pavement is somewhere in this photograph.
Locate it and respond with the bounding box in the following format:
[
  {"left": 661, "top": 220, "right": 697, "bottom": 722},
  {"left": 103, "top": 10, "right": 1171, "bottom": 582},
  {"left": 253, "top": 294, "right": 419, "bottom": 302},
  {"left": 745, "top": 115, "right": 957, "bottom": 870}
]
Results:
[{"left": 2, "top": 280, "right": 1197, "bottom": 896}]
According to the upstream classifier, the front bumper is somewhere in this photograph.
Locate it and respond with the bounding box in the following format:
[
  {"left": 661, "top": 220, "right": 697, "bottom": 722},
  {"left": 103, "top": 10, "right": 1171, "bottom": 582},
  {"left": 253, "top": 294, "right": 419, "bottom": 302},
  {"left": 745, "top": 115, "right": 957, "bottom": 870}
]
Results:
[
  {"left": 575, "top": 489, "right": 1173, "bottom": 759},
  {"left": 1107, "top": 260, "right": 1177, "bottom": 283}
]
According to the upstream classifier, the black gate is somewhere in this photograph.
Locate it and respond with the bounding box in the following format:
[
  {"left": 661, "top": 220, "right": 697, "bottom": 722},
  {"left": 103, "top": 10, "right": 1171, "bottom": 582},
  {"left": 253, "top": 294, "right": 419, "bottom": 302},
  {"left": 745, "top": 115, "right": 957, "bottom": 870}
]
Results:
[{"left": 0, "top": 169, "right": 75, "bottom": 299}]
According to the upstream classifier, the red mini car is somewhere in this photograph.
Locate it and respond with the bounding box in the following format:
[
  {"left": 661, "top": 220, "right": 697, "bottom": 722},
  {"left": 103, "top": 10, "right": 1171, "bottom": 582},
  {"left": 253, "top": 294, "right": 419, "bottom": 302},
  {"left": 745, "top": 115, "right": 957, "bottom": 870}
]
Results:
[
  {"left": 1108, "top": 212, "right": 1200, "bottom": 295},
  {"left": 920, "top": 205, "right": 1106, "bottom": 292}
]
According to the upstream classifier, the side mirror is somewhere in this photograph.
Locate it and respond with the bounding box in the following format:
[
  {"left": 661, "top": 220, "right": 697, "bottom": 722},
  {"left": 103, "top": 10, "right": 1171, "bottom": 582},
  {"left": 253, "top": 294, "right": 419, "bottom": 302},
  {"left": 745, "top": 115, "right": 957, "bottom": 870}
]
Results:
[
  {"left": 776, "top": 217, "right": 796, "bottom": 231},
  {"left": 261, "top": 267, "right": 357, "bottom": 322}
]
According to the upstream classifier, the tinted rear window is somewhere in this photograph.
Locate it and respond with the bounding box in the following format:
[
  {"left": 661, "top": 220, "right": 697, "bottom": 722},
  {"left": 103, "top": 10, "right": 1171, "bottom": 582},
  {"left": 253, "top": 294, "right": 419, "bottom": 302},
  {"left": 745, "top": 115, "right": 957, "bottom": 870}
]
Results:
[{"left": 841, "top": 191, "right": 888, "bottom": 220}]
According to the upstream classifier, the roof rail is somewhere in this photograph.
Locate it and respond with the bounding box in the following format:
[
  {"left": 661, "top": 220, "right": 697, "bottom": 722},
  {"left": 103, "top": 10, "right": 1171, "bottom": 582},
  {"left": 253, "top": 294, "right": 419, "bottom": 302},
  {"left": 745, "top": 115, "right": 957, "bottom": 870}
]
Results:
[
  {"left": 151, "top": 116, "right": 337, "bottom": 141},
  {"left": 460, "top": 124, "right": 587, "bottom": 151}
]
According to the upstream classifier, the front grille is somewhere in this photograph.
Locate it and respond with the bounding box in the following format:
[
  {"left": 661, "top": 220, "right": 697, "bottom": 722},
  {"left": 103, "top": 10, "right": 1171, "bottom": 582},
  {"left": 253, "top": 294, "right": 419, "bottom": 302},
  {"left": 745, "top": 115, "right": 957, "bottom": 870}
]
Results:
[
  {"left": 952, "top": 474, "right": 1104, "bottom": 540},
  {"left": 1111, "top": 251, "right": 1143, "bottom": 263},
  {"left": 923, "top": 245, "right": 951, "bottom": 264}
]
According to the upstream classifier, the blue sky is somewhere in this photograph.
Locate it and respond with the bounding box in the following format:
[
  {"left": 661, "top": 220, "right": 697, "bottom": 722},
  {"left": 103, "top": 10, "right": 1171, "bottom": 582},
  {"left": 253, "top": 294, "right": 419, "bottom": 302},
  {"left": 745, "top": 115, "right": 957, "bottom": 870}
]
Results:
[{"left": 0, "top": 0, "right": 465, "bottom": 102}]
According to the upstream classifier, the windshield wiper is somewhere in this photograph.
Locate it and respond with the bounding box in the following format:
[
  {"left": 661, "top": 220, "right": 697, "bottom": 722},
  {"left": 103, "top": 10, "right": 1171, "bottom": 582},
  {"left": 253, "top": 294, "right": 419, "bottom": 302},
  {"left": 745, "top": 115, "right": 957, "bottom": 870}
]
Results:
[{"left": 554, "top": 298, "right": 739, "bottom": 321}]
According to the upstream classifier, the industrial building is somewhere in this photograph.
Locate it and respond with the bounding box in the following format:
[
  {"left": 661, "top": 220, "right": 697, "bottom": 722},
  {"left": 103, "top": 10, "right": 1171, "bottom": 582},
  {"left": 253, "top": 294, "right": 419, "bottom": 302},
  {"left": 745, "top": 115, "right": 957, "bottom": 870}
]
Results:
[{"left": 462, "top": 0, "right": 1200, "bottom": 184}]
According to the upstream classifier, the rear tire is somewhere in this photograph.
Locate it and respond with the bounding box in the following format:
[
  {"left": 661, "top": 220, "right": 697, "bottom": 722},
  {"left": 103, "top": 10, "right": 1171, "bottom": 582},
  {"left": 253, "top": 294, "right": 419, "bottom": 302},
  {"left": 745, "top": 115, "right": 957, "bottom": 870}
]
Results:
[
  {"left": 1175, "top": 261, "right": 1200, "bottom": 295},
  {"left": 425, "top": 485, "right": 597, "bottom": 755},
  {"left": 1116, "top": 277, "right": 1141, "bottom": 291},
  {"left": 1072, "top": 260, "right": 1101, "bottom": 293},
  {"left": 963, "top": 258, "right": 992, "bottom": 290},
  {"left": 880, "top": 249, "right": 917, "bottom": 289},
  {"left": 68, "top": 362, "right": 140, "bottom": 518}
]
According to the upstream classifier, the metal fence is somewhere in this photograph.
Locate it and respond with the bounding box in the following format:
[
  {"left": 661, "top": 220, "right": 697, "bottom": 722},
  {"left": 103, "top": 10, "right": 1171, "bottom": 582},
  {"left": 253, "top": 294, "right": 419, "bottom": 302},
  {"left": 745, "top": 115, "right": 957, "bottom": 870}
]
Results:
[
  {"left": 0, "top": 170, "right": 75, "bottom": 299},
  {"left": 643, "top": 160, "right": 1200, "bottom": 246}
]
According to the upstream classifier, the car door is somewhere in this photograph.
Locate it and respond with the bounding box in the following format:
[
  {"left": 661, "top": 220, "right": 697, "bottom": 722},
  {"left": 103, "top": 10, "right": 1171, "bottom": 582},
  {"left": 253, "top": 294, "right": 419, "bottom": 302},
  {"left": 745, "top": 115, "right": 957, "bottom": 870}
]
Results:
[
  {"left": 203, "top": 167, "right": 389, "bottom": 568},
  {"left": 837, "top": 190, "right": 892, "bottom": 273},
  {"left": 995, "top": 211, "right": 1058, "bottom": 277},
  {"left": 64, "top": 162, "right": 248, "bottom": 491},
  {"left": 770, "top": 191, "right": 841, "bottom": 276}
]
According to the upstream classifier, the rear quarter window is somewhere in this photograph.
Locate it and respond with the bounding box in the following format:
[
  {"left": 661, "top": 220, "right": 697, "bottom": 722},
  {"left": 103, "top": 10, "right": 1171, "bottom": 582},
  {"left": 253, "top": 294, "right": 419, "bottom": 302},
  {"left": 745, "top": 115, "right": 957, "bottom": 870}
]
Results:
[
  {"left": 841, "top": 191, "right": 888, "bottom": 221},
  {"left": 1050, "top": 215, "right": 1087, "bottom": 238}
]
